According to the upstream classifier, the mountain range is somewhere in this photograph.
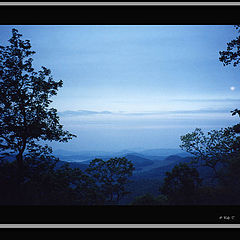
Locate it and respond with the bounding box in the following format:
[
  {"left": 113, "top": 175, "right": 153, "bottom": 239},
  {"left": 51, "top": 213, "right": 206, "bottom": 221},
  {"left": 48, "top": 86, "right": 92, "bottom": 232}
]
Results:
[
  {"left": 53, "top": 148, "right": 190, "bottom": 162},
  {"left": 2, "top": 148, "right": 212, "bottom": 205}
]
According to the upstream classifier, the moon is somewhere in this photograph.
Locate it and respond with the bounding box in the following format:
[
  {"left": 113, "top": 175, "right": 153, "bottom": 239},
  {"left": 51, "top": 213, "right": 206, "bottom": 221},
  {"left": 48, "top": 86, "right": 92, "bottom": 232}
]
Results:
[{"left": 230, "top": 86, "right": 236, "bottom": 91}]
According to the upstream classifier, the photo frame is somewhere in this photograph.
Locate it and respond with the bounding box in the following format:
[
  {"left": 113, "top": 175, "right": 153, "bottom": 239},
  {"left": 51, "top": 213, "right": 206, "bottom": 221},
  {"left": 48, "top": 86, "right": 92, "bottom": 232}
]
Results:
[{"left": 1, "top": 2, "right": 240, "bottom": 228}]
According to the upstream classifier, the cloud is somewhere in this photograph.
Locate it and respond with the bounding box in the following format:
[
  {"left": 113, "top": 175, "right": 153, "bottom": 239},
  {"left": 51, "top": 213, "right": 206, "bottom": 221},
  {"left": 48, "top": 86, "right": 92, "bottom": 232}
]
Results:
[
  {"left": 168, "top": 109, "right": 231, "bottom": 115},
  {"left": 58, "top": 110, "right": 112, "bottom": 116},
  {"left": 59, "top": 108, "right": 232, "bottom": 118},
  {"left": 173, "top": 98, "right": 240, "bottom": 103},
  {"left": 120, "top": 108, "right": 232, "bottom": 116}
]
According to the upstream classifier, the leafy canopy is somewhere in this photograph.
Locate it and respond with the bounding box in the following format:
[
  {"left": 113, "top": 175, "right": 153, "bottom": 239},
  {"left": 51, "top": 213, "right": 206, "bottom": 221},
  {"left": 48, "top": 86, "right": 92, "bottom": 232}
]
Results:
[
  {"left": 219, "top": 25, "right": 240, "bottom": 67},
  {"left": 0, "top": 28, "right": 76, "bottom": 160},
  {"left": 219, "top": 25, "right": 240, "bottom": 118},
  {"left": 180, "top": 127, "right": 240, "bottom": 172},
  {"left": 86, "top": 157, "right": 135, "bottom": 203}
]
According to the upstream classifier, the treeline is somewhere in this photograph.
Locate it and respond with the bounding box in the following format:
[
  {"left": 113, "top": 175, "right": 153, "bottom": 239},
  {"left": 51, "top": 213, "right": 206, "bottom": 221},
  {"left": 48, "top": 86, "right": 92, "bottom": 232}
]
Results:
[
  {"left": 2, "top": 124, "right": 240, "bottom": 206},
  {"left": 0, "top": 155, "right": 134, "bottom": 205}
]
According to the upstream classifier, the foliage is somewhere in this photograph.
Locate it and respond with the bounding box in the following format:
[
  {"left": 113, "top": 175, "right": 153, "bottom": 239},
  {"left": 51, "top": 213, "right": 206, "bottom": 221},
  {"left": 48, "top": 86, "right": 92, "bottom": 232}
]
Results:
[
  {"left": 159, "top": 163, "right": 202, "bottom": 205},
  {"left": 0, "top": 155, "right": 105, "bottom": 205},
  {"left": 0, "top": 28, "right": 76, "bottom": 184},
  {"left": 213, "top": 152, "right": 240, "bottom": 204},
  {"left": 119, "top": 178, "right": 164, "bottom": 205},
  {"left": 178, "top": 126, "right": 240, "bottom": 204},
  {"left": 219, "top": 25, "right": 240, "bottom": 126},
  {"left": 86, "top": 157, "right": 135, "bottom": 204},
  {"left": 131, "top": 193, "right": 168, "bottom": 206},
  {"left": 219, "top": 25, "right": 240, "bottom": 67},
  {"left": 180, "top": 127, "right": 240, "bottom": 178}
]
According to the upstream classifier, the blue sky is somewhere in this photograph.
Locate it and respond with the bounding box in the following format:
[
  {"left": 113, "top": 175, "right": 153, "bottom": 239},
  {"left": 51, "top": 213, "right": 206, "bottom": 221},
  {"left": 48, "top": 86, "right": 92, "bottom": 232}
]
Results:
[{"left": 1, "top": 25, "right": 240, "bottom": 152}]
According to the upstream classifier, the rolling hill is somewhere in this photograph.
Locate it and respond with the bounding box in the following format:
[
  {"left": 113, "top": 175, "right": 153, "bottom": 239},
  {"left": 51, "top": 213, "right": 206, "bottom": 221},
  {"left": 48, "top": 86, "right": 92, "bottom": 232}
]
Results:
[{"left": 124, "top": 154, "right": 154, "bottom": 171}]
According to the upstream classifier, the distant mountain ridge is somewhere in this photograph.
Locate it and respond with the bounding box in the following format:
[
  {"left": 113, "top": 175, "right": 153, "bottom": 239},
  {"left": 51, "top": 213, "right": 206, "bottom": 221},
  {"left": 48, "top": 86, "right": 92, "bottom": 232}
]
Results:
[
  {"left": 2, "top": 149, "right": 195, "bottom": 181},
  {"left": 132, "top": 155, "right": 192, "bottom": 179},
  {"left": 124, "top": 154, "right": 154, "bottom": 170},
  {"left": 139, "top": 148, "right": 186, "bottom": 156},
  {"left": 53, "top": 148, "right": 189, "bottom": 162}
]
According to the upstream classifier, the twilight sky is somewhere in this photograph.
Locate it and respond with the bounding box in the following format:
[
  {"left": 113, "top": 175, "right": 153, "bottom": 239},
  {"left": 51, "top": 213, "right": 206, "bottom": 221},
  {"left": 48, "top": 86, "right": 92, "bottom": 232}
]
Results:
[{"left": 1, "top": 25, "right": 240, "bottom": 152}]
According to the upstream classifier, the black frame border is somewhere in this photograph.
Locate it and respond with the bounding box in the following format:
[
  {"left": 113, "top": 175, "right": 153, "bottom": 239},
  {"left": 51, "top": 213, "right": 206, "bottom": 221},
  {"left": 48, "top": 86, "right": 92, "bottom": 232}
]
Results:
[
  {"left": 0, "top": 5, "right": 240, "bottom": 25},
  {"left": 1, "top": 3, "right": 240, "bottom": 225}
]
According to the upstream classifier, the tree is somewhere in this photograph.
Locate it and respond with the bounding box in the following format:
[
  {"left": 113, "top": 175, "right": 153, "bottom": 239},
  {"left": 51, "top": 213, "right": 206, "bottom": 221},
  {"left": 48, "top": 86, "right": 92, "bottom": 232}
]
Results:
[
  {"left": 36, "top": 162, "right": 103, "bottom": 205},
  {"left": 0, "top": 154, "right": 104, "bottom": 205},
  {"left": 159, "top": 163, "right": 202, "bottom": 205},
  {"left": 86, "top": 157, "right": 135, "bottom": 204},
  {"left": 0, "top": 29, "right": 76, "bottom": 185},
  {"left": 219, "top": 25, "right": 240, "bottom": 67},
  {"left": 219, "top": 25, "right": 240, "bottom": 123},
  {"left": 180, "top": 127, "right": 240, "bottom": 179},
  {"left": 131, "top": 193, "right": 168, "bottom": 206}
]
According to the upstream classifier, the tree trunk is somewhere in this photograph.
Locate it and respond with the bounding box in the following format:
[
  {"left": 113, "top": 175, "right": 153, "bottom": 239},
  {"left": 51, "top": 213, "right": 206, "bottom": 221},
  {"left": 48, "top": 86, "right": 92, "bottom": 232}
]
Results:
[
  {"left": 15, "top": 152, "right": 24, "bottom": 203},
  {"left": 16, "top": 151, "right": 24, "bottom": 183},
  {"left": 16, "top": 138, "right": 27, "bottom": 203}
]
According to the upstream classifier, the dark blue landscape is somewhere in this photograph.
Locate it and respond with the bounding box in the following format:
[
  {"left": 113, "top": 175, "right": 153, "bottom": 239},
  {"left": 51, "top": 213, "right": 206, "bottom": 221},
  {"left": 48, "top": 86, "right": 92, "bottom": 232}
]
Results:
[
  {"left": 51, "top": 148, "right": 212, "bottom": 205},
  {"left": 1, "top": 26, "right": 240, "bottom": 205}
]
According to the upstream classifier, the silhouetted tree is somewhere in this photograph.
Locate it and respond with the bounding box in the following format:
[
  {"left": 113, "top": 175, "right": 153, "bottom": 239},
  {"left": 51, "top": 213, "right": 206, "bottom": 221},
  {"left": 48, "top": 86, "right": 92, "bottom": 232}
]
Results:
[
  {"left": 180, "top": 127, "right": 240, "bottom": 179},
  {"left": 0, "top": 154, "right": 104, "bottom": 205},
  {"left": 86, "top": 157, "right": 135, "bottom": 204},
  {"left": 35, "top": 162, "right": 104, "bottom": 205},
  {"left": 131, "top": 193, "right": 168, "bottom": 206},
  {"left": 213, "top": 152, "right": 240, "bottom": 204},
  {"left": 219, "top": 25, "right": 240, "bottom": 67},
  {"left": 0, "top": 29, "right": 76, "bottom": 190},
  {"left": 219, "top": 25, "right": 240, "bottom": 129},
  {"left": 160, "top": 163, "right": 202, "bottom": 205}
]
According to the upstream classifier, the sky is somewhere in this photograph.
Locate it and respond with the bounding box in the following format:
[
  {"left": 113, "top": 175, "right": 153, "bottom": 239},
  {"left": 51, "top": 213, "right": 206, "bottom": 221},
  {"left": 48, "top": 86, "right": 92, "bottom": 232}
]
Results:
[{"left": 1, "top": 25, "right": 240, "bottom": 152}]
